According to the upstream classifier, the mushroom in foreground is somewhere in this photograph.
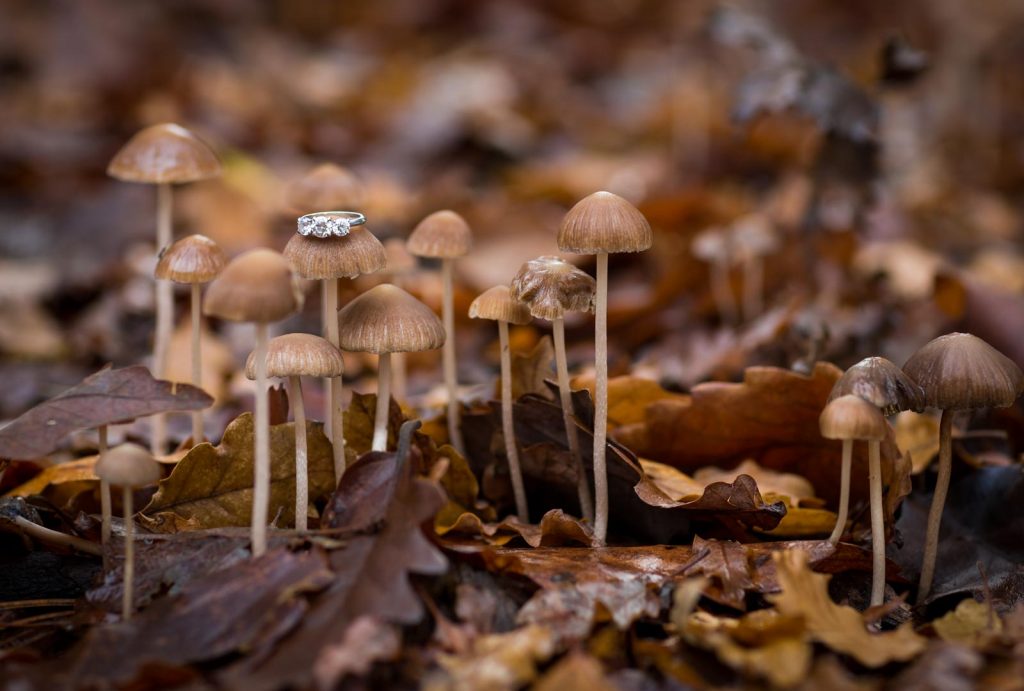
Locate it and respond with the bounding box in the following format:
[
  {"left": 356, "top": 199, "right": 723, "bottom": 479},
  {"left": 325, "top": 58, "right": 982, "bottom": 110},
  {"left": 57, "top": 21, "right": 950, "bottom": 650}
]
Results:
[{"left": 691, "top": 226, "right": 737, "bottom": 325}]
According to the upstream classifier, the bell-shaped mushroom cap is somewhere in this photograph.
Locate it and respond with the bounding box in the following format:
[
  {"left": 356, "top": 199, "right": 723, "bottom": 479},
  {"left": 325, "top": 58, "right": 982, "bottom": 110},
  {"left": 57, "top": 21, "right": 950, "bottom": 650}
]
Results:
[
  {"left": 903, "top": 332, "right": 1024, "bottom": 410},
  {"left": 406, "top": 210, "right": 472, "bottom": 259},
  {"left": 95, "top": 443, "right": 162, "bottom": 488},
  {"left": 337, "top": 284, "right": 445, "bottom": 354},
  {"left": 204, "top": 249, "right": 302, "bottom": 323},
  {"left": 283, "top": 227, "right": 387, "bottom": 280},
  {"left": 731, "top": 214, "right": 779, "bottom": 258},
  {"left": 557, "top": 191, "right": 652, "bottom": 255},
  {"left": 383, "top": 238, "right": 417, "bottom": 275},
  {"left": 107, "top": 123, "right": 221, "bottom": 184},
  {"left": 286, "top": 163, "right": 365, "bottom": 214},
  {"left": 469, "top": 286, "right": 532, "bottom": 325},
  {"left": 691, "top": 226, "right": 732, "bottom": 262},
  {"left": 510, "top": 255, "right": 595, "bottom": 320},
  {"left": 820, "top": 394, "right": 888, "bottom": 441},
  {"left": 155, "top": 234, "right": 226, "bottom": 284},
  {"left": 244, "top": 333, "right": 344, "bottom": 380},
  {"left": 828, "top": 356, "right": 925, "bottom": 416}
]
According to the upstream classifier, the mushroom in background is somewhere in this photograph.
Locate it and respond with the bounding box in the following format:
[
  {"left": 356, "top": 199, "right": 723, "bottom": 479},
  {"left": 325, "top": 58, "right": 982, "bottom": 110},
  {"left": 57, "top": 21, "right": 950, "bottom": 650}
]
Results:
[
  {"left": 730, "top": 214, "right": 779, "bottom": 320},
  {"left": 691, "top": 226, "right": 738, "bottom": 325},
  {"left": 379, "top": 239, "right": 420, "bottom": 402}
]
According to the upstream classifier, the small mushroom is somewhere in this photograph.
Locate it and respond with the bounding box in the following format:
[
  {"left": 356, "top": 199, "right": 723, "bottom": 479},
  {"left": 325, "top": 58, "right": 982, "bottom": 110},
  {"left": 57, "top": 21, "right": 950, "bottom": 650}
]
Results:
[
  {"left": 245, "top": 334, "right": 344, "bottom": 531},
  {"left": 204, "top": 249, "right": 302, "bottom": 557},
  {"left": 155, "top": 234, "right": 226, "bottom": 444},
  {"left": 691, "top": 226, "right": 738, "bottom": 325},
  {"left": 286, "top": 163, "right": 365, "bottom": 215},
  {"left": 380, "top": 239, "right": 420, "bottom": 403},
  {"left": 94, "top": 443, "right": 162, "bottom": 620},
  {"left": 730, "top": 214, "right": 779, "bottom": 320},
  {"left": 337, "top": 284, "right": 445, "bottom": 452},
  {"left": 903, "top": 333, "right": 1024, "bottom": 602},
  {"left": 469, "top": 286, "right": 533, "bottom": 522},
  {"left": 97, "top": 425, "right": 111, "bottom": 568}
]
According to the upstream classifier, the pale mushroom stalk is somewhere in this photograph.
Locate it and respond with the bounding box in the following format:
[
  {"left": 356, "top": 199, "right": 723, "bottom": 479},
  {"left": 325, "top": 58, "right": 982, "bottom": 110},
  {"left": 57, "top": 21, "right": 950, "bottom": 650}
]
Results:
[
  {"left": 710, "top": 258, "right": 737, "bottom": 325},
  {"left": 98, "top": 425, "right": 111, "bottom": 568},
  {"left": 151, "top": 182, "right": 173, "bottom": 455},
  {"left": 499, "top": 320, "right": 529, "bottom": 522},
  {"left": 251, "top": 323, "right": 270, "bottom": 557},
  {"left": 122, "top": 485, "right": 135, "bottom": 620},
  {"left": 323, "top": 278, "right": 340, "bottom": 446},
  {"left": 372, "top": 352, "right": 392, "bottom": 452},
  {"left": 190, "top": 283, "right": 204, "bottom": 442},
  {"left": 331, "top": 376, "right": 345, "bottom": 480},
  {"left": 288, "top": 375, "right": 308, "bottom": 531},
  {"left": 868, "top": 438, "right": 886, "bottom": 606},
  {"left": 553, "top": 316, "right": 593, "bottom": 523},
  {"left": 742, "top": 254, "right": 764, "bottom": 320},
  {"left": 828, "top": 438, "right": 852, "bottom": 545},
  {"left": 917, "top": 409, "right": 953, "bottom": 603},
  {"left": 392, "top": 352, "right": 408, "bottom": 403},
  {"left": 593, "top": 252, "right": 610, "bottom": 543},
  {"left": 441, "top": 259, "right": 464, "bottom": 454}
]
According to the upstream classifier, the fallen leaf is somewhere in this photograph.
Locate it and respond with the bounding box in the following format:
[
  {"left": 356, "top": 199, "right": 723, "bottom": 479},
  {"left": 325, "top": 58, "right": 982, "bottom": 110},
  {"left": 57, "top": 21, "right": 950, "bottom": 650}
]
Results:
[
  {"left": 343, "top": 391, "right": 406, "bottom": 464},
  {"left": 681, "top": 536, "right": 755, "bottom": 610},
  {"left": 533, "top": 651, "right": 617, "bottom": 691},
  {"left": 517, "top": 578, "right": 659, "bottom": 645},
  {"left": 312, "top": 615, "right": 400, "bottom": 689},
  {"left": 571, "top": 374, "right": 688, "bottom": 428},
  {"left": 440, "top": 508, "right": 594, "bottom": 547},
  {"left": 694, "top": 459, "right": 817, "bottom": 506},
  {"left": 5, "top": 456, "right": 99, "bottom": 500},
  {"left": 510, "top": 335, "right": 555, "bottom": 401},
  {"left": 894, "top": 411, "right": 941, "bottom": 474},
  {"left": 933, "top": 598, "right": 1002, "bottom": 648},
  {"left": 426, "top": 625, "right": 557, "bottom": 691}
]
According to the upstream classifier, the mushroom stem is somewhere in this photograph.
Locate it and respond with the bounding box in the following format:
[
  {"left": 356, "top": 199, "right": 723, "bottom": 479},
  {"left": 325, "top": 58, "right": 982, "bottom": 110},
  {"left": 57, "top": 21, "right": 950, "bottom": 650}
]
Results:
[
  {"left": 710, "top": 259, "right": 737, "bottom": 325},
  {"left": 251, "top": 322, "right": 270, "bottom": 557},
  {"left": 372, "top": 352, "right": 392, "bottom": 452},
  {"left": 393, "top": 352, "right": 408, "bottom": 403},
  {"left": 742, "top": 256, "right": 763, "bottom": 321},
  {"left": 12, "top": 516, "right": 101, "bottom": 556},
  {"left": 122, "top": 486, "right": 134, "bottom": 620},
  {"left": 98, "top": 425, "right": 111, "bottom": 569},
  {"left": 868, "top": 438, "right": 886, "bottom": 606},
  {"left": 331, "top": 376, "right": 345, "bottom": 481},
  {"left": 828, "top": 438, "right": 852, "bottom": 545},
  {"left": 323, "top": 278, "right": 340, "bottom": 445},
  {"left": 190, "top": 282, "right": 204, "bottom": 444},
  {"left": 593, "top": 252, "right": 610, "bottom": 545},
  {"left": 289, "top": 375, "right": 308, "bottom": 532},
  {"left": 918, "top": 408, "right": 953, "bottom": 603},
  {"left": 151, "top": 182, "right": 173, "bottom": 456},
  {"left": 441, "top": 258, "right": 464, "bottom": 454},
  {"left": 499, "top": 320, "right": 529, "bottom": 522},
  {"left": 554, "top": 317, "right": 593, "bottom": 523}
]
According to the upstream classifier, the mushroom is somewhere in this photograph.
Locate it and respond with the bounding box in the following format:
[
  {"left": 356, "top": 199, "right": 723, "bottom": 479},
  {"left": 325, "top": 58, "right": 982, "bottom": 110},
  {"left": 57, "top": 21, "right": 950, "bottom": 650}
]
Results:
[
  {"left": 820, "top": 394, "right": 889, "bottom": 606},
  {"left": 691, "top": 226, "right": 738, "bottom": 325},
  {"left": 469, "top": 286, "right": 533, "bottom": 522},
  {"left": 94, "top": 443, "right": 162, "bottom": 620},
  {"left": 284, "top": 226, "right": 386, "bottom": 480},
  {"left": 510, "top": 256, "right": 596, "bottom": 522},
  {"left": 380, "top": 239, "right": 420, "bottom": 403},
  {"left": 558, "top": 191, "right": 652, "bottom": 545},
  {"left": 204, "top": 249, "right": 301, "bottom": 557},
  {"left": 286, "top": 163, "right": 365, "bottom": 215},
  {"left": 245, "top": 333, "right": 344, "bottom": 531},
  {"left": 903, "top": 333, "right": 1024, "bottom": 602},
  {"left": 336, "top": 284, "right": 445, "bottom": 452},
  {"left": 406, "top": 211, "right": 472, "bottom": 455},
  {"left": 155, "top": 234, "right": 226, "bottom": 444},
  {"left": 97, "top": 425, "right": 111, "bottom": 568},
  {"left": 730, "top": 214, "right": 779, "bottom": 320},
  {"left": 107, "top": 123, "right": 221, "bottom": 455}
]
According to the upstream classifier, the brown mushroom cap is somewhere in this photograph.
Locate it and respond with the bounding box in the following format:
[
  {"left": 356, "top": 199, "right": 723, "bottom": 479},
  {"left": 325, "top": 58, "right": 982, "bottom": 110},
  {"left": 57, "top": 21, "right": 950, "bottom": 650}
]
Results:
[
  {"left": 557, "top": 191, "right": 652, "bottom": 255},
  {"left": 283, "top": 227, "right": 387, "bottom": 280},
  {"left": 337, "top": 284, "right": 445, "bottom": 354},
  {"left": 244, "top": 333, "right": 344, "bottom": 380},
  {"left": 95, "top": 443, "right": 162, "bottom": 488},
  {"left": 383, "top": 238, "right": 417, "bottom": 276},
  {"left": 469, "top": 286, "right": 532, "bottom": 325},
  {"left": 406, "top": 210, "right": 472, "bottom": 259},
  {"left": 902, "top": 332, "right": 1024, "bottom": 410},
  {"left": 155, "top": 234, "right": 226, "bottom": 284},
  {"left": 828, "top": 356, "right": 925, "bottom": 416},
  {"left": 286, "top": 163, "right": 364, "bottom": 215},
  {"left": 820, "top": 394, "right": 888, "bottom": 441},
  {"left": 107, "top": 123, "right": 221, "bottom": 184},
  {"left": 510, "top": 255, "right": 595, "bottom": 320},
  {"left": 203, "top": 249, "right": 302, "bottom": 323}
]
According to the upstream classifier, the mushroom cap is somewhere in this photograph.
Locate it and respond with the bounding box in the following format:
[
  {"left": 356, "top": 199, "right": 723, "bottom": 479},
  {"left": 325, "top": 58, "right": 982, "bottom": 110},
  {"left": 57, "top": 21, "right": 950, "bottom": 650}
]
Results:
[
  {"left": 731, "top": 214, "right": 779, "bottom": 258},
  {"left": 557, "top": 191, "right": 652, "bottom": 255},
  {"left": 510, "top": 255, "right": 595, "bottom": 320},
  {"left": 155, "top": 234, "right": 226, "bottom": 284},
  {"left": 828, "top": 356, "right": 925, "bottom": 416},
  {"left": 406, "top": 210, "right": 472, "bottom": 259},
  {"left": 469, "top": 286, "right": 532, "bottom": 325},
  {"left": 203, "top": 249, "right": 302, "bottom": 323},
  {"left": 283, "top": 227, "right": 387, "bottom": 280},
  {"left": 244, "top": 333, "right": 344, "bottom": 379},
  {"left": 337, "top": 284, "right": 445, "bottom": 354},
  {"left": 819, "top": 394, "right": 888, "bottom": 441},
  {"left": 107, "top": 123, "right": 221, "bottom": 184},
  {"left": 383, "top": 238, "right": 417, "bottom": 275},
  {"left": 902, "top": 332, "right": 1024, "bottom": 410},
  {"left": 95, "top": 443, "right": 162, "bottom": 488},
  {"left": 691, "top": 227, "right": 732, "bottom": 262},
  {"left": 286, "top": 163, "right": 365, "bottom": 214}
]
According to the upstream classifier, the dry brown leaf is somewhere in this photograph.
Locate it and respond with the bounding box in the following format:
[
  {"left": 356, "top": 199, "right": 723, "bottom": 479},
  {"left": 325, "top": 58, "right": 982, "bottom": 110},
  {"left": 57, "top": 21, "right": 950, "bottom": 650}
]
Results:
[
  {"left": 426, "top": 625, "right": 556, "bottom": 691},
  {"left": 312, "top": 615, "right": 400, "bottom": 689},
  {"left": 893, "top": 411, "right": 941, "bottom": 474},
  {"left": 510, "top": 335, "right": 555, "bottom": 401},
  {"left": 694, "top": 459, "right": 816, "bottom": 506},
  {"left": 933, "top": 598, "right": 1002, "bottom": 648},
  {"left": 533, "top": 651, "right": 616, "bottom": 691},
  {"left": 439, "top": 508, "right": 593, "bottom": 547},
  {"left": 681, "top": 536, "right": 755, "bottom": 610},
  {"left": 571, "top": 374, "right": 688, "bottom": 429},
  {"left": 5, "top": 456, "right": 99, "bottom": 500}
]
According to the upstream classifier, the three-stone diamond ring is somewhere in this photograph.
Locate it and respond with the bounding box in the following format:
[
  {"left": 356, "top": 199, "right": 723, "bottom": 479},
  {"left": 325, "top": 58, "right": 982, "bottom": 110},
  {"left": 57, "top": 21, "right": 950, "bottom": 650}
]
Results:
[{"left": 297, "top": 211, "right": 367, "bottom": 238}]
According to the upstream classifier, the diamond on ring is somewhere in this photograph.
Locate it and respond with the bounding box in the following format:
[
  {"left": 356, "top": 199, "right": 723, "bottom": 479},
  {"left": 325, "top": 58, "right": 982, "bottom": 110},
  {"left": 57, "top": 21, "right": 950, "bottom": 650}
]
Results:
[{"left": 297, "top": 211, "right": 367, "bottom": 238}]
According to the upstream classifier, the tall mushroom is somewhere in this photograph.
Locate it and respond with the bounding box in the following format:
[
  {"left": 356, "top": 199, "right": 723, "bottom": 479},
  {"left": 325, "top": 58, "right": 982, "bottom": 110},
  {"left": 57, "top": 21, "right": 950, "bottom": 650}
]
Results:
[
  {"left": 511, "top": 256, "right": 596, "bottom": 522},
  {"left": 245, "top": 334, "right": 344, "bottom": 531},
  {"left": 204, "top": 249, "right": 301, "bottom": 557},
  {"left": 903, "top": 333, "right": 1024, "bottom": 602},
  {"left": 337, "top": 284, "right": 445, "bottom": 452},
  {"left": 406, "top": 210, "right": 472, "bottom": 455},
  {"left": 108, "top": 123, "right": 221, "bottom": 455},
  {"left": 469, "top": 286, "right": 533, "bottom": 522},
  {"left": 558, "top": 191, "right": 652, "bottom": 545},
  {"left": 155, "top": 234, "right": 226, "bottom": 444},
  {"left": 691, "top": 226, "right": 737, "bottom": 325},
  {"left": 380, "top": 239, "right": 419, "bottom": 402},
  {"left": 730, "top": 214, "right": 779, "bottom": 321},
  {"left": 94, "top": 443, "right": 161, "bottom": 620}
]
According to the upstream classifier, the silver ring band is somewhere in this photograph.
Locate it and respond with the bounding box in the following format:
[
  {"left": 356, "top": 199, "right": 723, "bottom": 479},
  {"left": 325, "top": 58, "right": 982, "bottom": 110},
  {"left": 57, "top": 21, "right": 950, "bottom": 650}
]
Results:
[{"left": 297, "top": 211, "right": 367, "bottom": 238}]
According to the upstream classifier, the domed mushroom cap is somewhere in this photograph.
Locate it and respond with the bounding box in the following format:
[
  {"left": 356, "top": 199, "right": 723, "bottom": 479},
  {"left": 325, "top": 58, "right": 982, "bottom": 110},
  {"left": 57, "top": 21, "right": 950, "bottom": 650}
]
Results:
[
  {"left": 383, "top": 238, "right": 417, "bottom": 275},
  {"left": 820, "top": 394, "right": 888, "bottom": 441},
  {"left": 557, "top": 191, "right": 652, "bottom": 255},
  {"left": 407, "top": 210, "right": 472, "bottom": 259},
  {"left": 283, "top": 227, "right": 387, "bottom": 280},
  {"left": 337, "top": 284, "right": 445, "bottom": 354},
  {"left": 691, "top": 227, "right": 732, "bottom": 262},
  {"left": 95, "top": 443, "right": 162, "bottom": 488},
  {"left": 107, "top": 123, "right": 221, "bottom": 184},
  {"left": 204, "top": 249, "right": 302, "bottom": 323},
  {"left": 903, "top": 332, "right": 1024, "bottom": 410},
  {"left": 731, "top": 214, "right": 779, "bottom": 258},
  {"left": 510, "top": 255, "right": 595, "bottom": 320},
  {"left": 829, "top": 356, "right": 925, "bottom": 416},
  {"left": 469, "top": 286, "right": 531, "bottom": 325},
  {"left": 245, "top": 333, "right": 344, "bottom": 380},
  {"left": 155, "top": 234, "right": 226, "bottom": 284},
  {"left": 286, "top": 163, "right": 364, "bottom": 214}
]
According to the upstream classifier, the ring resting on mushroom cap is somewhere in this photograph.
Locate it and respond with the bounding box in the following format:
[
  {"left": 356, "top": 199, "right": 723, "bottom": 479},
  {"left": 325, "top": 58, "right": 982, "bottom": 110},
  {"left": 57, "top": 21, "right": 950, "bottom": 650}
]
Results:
[{"left": 297, "top": 211, "right": 367, "bottom": 238}]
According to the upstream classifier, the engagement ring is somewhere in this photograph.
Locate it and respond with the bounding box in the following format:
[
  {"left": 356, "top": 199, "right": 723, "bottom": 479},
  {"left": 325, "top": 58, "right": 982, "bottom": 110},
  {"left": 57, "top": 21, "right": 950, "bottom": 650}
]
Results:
[{"left": 297, "top": 211, "right": 367, "bottom": 238}]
